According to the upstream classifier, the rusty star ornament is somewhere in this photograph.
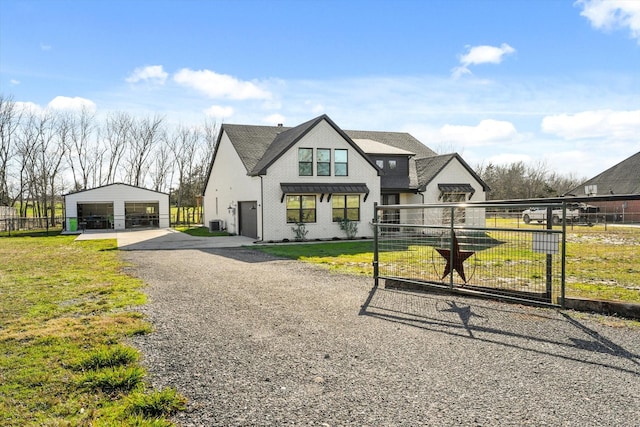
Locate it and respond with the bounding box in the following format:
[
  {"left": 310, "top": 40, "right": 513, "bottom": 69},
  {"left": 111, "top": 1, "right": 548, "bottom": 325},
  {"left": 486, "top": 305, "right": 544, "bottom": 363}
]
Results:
[{"left": 436, "top": 233, "right": 475, "bottom": 283}]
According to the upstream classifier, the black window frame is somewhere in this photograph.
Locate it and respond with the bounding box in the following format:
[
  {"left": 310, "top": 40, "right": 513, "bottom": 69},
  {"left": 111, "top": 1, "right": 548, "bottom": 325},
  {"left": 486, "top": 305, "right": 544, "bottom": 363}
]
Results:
[
  {"left": 298, "top": 148, "right": 313, "bottom": 176},
  {"left": 317, "top": 148, "right": 331, "bottom": 176},
  {"left": 334, "top": 149, "right": 348, "bottom": 176},
  {"left": 286, "top": 195, "right": 316, "bottom": 223},
  {"left": 332, "top": 194, "right": 360, "bottom": 222}
]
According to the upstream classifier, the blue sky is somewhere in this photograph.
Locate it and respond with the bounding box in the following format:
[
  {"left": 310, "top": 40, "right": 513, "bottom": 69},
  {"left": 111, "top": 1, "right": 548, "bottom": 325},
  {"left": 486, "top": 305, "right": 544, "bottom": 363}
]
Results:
[{"left": 1, "top": 0, "right": 639, "bottom": 179}]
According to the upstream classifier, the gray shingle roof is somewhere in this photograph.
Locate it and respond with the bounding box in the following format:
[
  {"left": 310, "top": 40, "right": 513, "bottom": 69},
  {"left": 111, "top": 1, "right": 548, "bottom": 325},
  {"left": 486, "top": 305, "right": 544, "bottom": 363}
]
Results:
[
  {"left": 415, "top": 153, "right": 490, "bottom": 192},
  {"left": 572, "top": 151, "right": 640, "bottom": 195},
  {"left": 346, "top": 130, "right": 437, "bottom": 158},
  {"left": 415, "top": 154, "right": 455, "bottom": 189},
  {"left": 250, "top": 116, "right": 329, "bottom": 175},
  {"left": 222, "top": 124, "right": 284, "bottom": 174}
]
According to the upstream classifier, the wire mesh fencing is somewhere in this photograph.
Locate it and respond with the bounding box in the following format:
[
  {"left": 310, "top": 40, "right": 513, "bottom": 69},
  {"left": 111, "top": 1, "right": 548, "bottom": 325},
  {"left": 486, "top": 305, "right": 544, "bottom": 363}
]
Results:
[
  {"left": 0, "top": 216, "right": 64, "bottom": 234},
  {"left": 374, "top": 202, "right": 566, "bottom": 307}
]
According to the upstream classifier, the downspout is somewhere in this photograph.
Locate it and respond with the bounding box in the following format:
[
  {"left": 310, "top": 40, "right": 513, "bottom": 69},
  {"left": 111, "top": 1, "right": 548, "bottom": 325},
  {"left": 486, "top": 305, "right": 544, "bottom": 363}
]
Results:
[
  {"left": 259, "top": 175, "right": 264, "bottom": 242},
  {"left": 420, "top": 188, "right": 425, "bottom": 224}
]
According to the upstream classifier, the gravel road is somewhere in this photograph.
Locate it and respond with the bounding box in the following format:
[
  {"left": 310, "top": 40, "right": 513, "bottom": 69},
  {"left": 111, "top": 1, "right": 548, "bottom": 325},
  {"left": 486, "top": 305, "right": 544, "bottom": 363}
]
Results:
[{"left": 124, "top": 248, "right": 640, "bottom": 426}]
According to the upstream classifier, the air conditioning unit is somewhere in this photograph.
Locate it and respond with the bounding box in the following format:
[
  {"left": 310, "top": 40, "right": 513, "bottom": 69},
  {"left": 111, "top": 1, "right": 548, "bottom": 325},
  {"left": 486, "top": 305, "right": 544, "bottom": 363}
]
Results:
[{"left": 209, "top": 219, "right": 225, "bottom": 232}]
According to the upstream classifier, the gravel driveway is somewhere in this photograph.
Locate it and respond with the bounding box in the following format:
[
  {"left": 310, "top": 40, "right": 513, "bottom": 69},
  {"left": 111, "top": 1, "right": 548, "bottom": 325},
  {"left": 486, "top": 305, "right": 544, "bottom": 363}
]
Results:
[{"left": 124, "top": 248, "right": 640, "bottom": 426}]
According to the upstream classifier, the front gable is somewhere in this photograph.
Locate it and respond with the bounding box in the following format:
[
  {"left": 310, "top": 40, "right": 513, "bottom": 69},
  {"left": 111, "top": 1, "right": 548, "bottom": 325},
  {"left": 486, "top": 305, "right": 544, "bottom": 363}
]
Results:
[
  {"left": 250, "top": 115, "right": 380, "bottom": 177},
  {"left": 258, "top": 118, "right": 382, "bottom": 241},
  {"left": 418, "top": 154, "right": 488, "bottom": 202}
]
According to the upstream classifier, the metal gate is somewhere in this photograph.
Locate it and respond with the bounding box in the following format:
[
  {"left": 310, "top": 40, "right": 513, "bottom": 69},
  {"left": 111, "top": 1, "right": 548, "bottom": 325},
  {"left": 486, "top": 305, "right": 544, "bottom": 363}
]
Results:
[{"left": 373, "top": 202, "right": 567, "bottom": 307}]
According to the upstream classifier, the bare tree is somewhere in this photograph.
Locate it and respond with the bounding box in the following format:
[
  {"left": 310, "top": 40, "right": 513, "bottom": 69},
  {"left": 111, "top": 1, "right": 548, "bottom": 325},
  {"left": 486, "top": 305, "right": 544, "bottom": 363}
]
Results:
[
  {"left": 102, "top": 112, "right": 133, "bottom": 185},
  {"left": 169, "top": 125, "right": 201, "bottom": 223},
  {"left": 477, "top": 161, "right": 585, "bottom": 200},
  {"left": 19, "top": 110, "right": 60, "bottom": 221},
  {"left": 65, "top": 106, "right": 96, "bottom": 190},
  {"left": 0, "top": 94, "right": 21, "bottom": 206},
  {"left": 149, "top": 131, "right": 172, "bottom": 193},
  {"left": 199, "top": 118, "right": 218, "bottom": 183},
  {"left": 89, "top": 131, "right": 107, "bottom": 188},
  {"left": 125, "top": 115, "right": 164, "bottom": 187}
]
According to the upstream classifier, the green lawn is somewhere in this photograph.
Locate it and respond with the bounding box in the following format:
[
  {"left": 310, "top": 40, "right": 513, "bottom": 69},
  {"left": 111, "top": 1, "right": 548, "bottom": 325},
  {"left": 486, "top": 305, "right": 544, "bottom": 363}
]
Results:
[
  {"left": 252, "top": 229, "right": 640, "bottom": 304},
  {"left": 0, "top": 234, "right": 185, "bottom": 426}
]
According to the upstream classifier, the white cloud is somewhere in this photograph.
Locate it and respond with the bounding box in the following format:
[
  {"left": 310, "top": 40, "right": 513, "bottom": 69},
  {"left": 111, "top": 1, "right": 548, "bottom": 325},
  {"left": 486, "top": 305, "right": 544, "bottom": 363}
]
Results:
[
  {"left": 15, "top": 101, "right": 44, "bottom": 115},
  {"left": 541, "top": 109, "right": 640, "bottom": 139},
  {"left": 10, "top": 79, "right": 20, "bottom": 85},
  {"left": 40, "top": 43, "right": 52, "bottom": 51},
  {"left": 47, "top": 96, "right": 97, "bottom": 112},
  {"left": 439, "top": 119, "right": 519, "bottom": 146},
  {"left": 452, "top": 43, "right": 516, "bottom": 78},
  {"left": 576, "top": 0, "right": 640, "bottom": 43},
  {"left": 204, "top": 105, "right": 234, "bottom": 119},
  {"left": 126, "top": 65, "right": 168, "bottom": 84},
  {"left": 174, "top": 68, "right": 271, "bottom": 100},
  {"left": 262, "top": 113, "right": 286, "bottom": 126},
  {"left": 486, "top": 153, "right": 533, "bottom": 165},
  {"left": 304, "top": 100, "right": 325, "bottom": 114}
]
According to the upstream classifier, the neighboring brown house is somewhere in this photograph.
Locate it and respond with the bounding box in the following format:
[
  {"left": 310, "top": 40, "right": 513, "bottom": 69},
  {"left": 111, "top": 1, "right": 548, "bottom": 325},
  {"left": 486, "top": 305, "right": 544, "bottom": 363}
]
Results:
[{"left": 569, "top": 151, "right": 640, "bottom": 222}]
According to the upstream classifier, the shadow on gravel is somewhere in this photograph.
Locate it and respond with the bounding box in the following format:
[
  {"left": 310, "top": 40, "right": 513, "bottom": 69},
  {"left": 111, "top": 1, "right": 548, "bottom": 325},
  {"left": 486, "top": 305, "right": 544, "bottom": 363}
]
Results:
[
  {"left": 360, "top": 284, "right": 640, "bottom": 376},
  {"left": 199, "top": 248, "right": 286, "bottom": 263}
]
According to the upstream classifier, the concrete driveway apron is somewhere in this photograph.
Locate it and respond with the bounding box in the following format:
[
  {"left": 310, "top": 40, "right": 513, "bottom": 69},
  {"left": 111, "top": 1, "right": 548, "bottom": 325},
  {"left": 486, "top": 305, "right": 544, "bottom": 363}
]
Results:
[{"left": 74, "top": 228, "right": 255, "bottom": 250}]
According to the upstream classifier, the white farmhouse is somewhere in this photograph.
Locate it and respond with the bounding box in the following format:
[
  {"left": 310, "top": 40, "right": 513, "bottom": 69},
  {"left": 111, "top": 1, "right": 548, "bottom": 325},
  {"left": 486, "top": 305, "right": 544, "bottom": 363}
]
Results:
[
  {"left": 202, "top": 115, "right": 489, "bottom": 242},
  {"left": 64, "top": 183, "right": 170, "bottom": 231}
]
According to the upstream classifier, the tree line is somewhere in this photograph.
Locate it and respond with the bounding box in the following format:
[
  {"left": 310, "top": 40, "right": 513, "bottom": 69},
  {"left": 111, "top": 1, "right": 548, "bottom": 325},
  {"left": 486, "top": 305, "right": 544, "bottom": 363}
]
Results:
[
  {"left": 1, "top": 92, "right": 586, "bottom": 225},
  {"left": 475, "top": 161, "right": 585, "bottom": 201},
  {"left": 0, "top": 94, "right": 216, "bottom": 224}
]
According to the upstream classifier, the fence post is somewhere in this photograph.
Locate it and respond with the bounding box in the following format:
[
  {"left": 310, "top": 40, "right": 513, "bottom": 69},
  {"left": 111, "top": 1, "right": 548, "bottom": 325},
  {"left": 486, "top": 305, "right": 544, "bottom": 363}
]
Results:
[
  {"left": 545, "top": 207, "right": 553, "bottom": 302},
  {"left": 373, "top": 202, "right": 379, "bottom": 287},
  {"left": 449, "top": 206, "right": 455, "bottom": 289},
  {"left": 560, "top": 202, "right": 567, "bottom": 308}
]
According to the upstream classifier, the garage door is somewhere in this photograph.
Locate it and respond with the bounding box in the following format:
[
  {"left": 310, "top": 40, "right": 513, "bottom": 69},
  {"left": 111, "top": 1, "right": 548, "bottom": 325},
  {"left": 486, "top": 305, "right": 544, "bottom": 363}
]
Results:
[
  {"left": 125, "top": 202, "right": 160, "bottom": 229},
  {"left": 77, "top": 203, "right": 113, "bottom": 229}
]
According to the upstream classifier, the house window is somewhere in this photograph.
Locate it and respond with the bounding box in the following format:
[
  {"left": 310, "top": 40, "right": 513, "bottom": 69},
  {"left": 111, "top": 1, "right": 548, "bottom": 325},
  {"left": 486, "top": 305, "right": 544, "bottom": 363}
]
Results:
[
  {"left": 442, "top": 192, "right": 466, "bottom": 203},
  {"left": 441, "top": 192, "right": 467, "bottom": 224},
  {"left": 299, "top": 148, "right": 313, "bottom": 176},
  {"left": 376, "top": 159, "right": 384, "bottom": 169},
  {"left": 317, "top": 149, "right": 331, "bottom": 176},
  {"left": 335, "top": 149, "right": 348, "bottom": 176},
  {"left": 332, "top": 195, "right": 360, "bottom": 221},
  {"left": 286, "top": 195, "right": 316, "bottom": 223},
  {"left": 388, "top": 160, "right": 397, "bottom": 169}
]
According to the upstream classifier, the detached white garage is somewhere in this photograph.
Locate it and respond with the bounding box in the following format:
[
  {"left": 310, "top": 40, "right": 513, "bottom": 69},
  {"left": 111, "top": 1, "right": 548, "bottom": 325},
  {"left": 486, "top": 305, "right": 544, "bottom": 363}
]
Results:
[{"left": 64, "top": 183, "right": 170, "bottom": 232}]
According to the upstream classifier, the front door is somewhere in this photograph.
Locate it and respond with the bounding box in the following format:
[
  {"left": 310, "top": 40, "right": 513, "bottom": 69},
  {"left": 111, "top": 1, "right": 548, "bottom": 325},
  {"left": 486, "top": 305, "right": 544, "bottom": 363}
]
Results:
[{"left": 238, "top": 201, "right": 258, "bottom": 239}]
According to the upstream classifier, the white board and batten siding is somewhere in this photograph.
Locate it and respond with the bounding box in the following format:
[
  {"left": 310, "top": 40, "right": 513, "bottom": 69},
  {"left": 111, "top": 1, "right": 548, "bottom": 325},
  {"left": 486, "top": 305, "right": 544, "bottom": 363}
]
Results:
[
  {"left": 422, "top": 158, "right": 487, "bottom": 227},
  {"left": 64, "top": 183, "right": 170, "bottom": 230},
  {"left": 203, "top": 131, "right": 261, "bottom": 236},
  {"left": 261, "top": 120, "right": 381, "bottom": 241}
]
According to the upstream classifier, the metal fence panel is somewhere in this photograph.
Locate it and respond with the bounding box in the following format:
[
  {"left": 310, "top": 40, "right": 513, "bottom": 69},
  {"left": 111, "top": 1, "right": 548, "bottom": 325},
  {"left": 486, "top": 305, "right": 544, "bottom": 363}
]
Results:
[{"left": 374, "top": 202, "right": 566, "bottom": 307}]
